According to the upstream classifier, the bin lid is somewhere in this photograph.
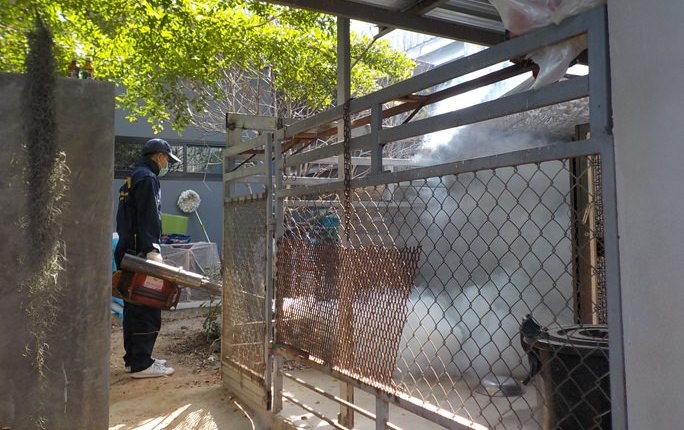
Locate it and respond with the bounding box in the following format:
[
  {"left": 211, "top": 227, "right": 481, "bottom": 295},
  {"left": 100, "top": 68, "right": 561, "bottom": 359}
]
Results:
[{"left": 524, "top": 324, "right": 609, "bottom": 355}]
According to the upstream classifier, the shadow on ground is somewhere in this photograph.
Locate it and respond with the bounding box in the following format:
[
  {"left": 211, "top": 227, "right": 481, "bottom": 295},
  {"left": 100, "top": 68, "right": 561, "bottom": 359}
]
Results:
[{"left": 109, "top": 308, "right": 261, "bottom": 430}]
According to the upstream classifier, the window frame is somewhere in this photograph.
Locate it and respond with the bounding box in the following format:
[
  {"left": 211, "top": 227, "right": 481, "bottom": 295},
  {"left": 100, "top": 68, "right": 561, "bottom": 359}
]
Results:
[{"left": 114, "top": 135, "right": 224, "bottom": 180}]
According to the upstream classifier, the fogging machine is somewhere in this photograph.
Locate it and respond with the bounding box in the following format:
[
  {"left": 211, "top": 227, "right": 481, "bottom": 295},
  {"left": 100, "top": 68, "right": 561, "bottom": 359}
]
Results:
[{"left": 112, "top": 253, "right": 222, "bottom": 310}]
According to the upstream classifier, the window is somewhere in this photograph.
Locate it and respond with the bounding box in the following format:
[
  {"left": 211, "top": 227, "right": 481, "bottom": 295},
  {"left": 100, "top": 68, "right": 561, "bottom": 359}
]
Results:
[
  {"left": 186, "top": 145, "right": 223, "bottom": 174},
  {"left": 114, "top": 136, "right": 224, "bottom": 178}
]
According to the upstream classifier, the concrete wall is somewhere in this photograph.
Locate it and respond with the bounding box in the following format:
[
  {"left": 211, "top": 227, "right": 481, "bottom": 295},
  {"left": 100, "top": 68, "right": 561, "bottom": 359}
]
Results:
[
  {"left": 0, "top": 73, "right": 113, "bottom": 428},
  {"left": 608, "top": 3, "right": 684, "bottom": 429}
]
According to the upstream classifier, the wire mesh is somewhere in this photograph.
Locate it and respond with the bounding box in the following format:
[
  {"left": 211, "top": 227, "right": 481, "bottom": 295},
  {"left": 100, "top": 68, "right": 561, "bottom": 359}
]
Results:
[
  {"left": 223, "top": 196, "right": 268, "bottom": 378},
  {"left": 275, "top": 157, "right": 610, "bottom": 429},
  {"left": 276, "top": 239, "right": 421, "bottom": 390}
]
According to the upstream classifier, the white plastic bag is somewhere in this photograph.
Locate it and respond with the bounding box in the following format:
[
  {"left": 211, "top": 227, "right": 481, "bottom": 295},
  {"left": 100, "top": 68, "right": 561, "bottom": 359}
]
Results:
[
  {"left": 527, "top": 34, "right": 587, "bottom": 88},
  {"left": 489, "top": 0, "right": 605, "bottom": 88}
]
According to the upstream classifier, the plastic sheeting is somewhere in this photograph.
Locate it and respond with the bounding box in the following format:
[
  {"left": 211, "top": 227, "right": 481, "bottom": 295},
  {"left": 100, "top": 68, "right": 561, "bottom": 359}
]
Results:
[
  {"left": 161, "top": 241, "right": 221, "bottom": 302},
  {"left": 489, "top": 0, "right": 606, "bottom": 88}
]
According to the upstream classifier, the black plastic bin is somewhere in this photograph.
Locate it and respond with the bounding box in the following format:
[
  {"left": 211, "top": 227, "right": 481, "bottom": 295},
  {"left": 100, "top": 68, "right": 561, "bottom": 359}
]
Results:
[{"left": 523, "top": 323, "right": 611, "bottom": 430}]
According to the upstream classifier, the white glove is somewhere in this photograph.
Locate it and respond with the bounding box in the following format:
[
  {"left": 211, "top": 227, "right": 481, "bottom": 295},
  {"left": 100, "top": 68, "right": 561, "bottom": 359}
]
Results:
[{"left": 146, "top": 251, "right": 163, "bottom": 263}]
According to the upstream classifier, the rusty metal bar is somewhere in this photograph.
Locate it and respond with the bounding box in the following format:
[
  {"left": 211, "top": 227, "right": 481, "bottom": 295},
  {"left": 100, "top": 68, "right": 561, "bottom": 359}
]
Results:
[
  {"left": 376, "top": 397, "right": 390, "bottom": 430},
  {"left": 274, "top": 63, "right": 532, "bottom": 153},
  {"left": 276, "top": 10, "right": 590, "bottom": 141},
  {"left": 265, "top": 132, "right": 275, "bottom": 402},
  {"left": 280, "top": 370, "right": 401, "bottom": 430},
  {"left": 277, "top": 75, "right": 588, "bottom": 172},
  {"left": 277, "top": 137, "right": 600, "bottom": 199},
  {"left": 274, "top": 346, "right": 484, "bottom": 430},
  {"left": 280, "top": 391, "right": 349, "bottom": 430},
  {"left": 271, "top": 355, "right": 284, "bottom": 413}
]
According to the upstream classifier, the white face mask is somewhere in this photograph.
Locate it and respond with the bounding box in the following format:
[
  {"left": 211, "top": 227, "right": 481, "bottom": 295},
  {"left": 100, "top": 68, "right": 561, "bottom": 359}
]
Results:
[{"left": 156, "top": 153, "right": 170, "bottom": 176}]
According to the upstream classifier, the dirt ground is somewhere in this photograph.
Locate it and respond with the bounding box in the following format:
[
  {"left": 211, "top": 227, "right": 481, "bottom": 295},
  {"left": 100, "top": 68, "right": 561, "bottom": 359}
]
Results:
[{"left": 109, "top": 307, "right": 261, "bottom": 430}]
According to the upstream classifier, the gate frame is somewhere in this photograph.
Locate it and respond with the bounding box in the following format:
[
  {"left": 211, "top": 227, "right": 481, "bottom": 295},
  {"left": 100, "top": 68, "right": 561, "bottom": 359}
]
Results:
[
  {"left": 223, "top": 116, "right": 283, "bottom": 411},
  {"left": 222, "top": 6, "right": 625, "bottom": 429}
]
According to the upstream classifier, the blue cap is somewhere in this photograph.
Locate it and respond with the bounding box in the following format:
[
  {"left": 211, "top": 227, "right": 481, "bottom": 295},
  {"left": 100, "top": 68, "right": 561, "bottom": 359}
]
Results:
[{"left": 142, "top": 138, "right": 181, "bottom": 164}]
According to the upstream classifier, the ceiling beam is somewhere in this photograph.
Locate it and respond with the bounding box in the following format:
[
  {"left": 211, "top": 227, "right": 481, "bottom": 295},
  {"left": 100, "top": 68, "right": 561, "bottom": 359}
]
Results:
[
  {"left": 263, "top": 0, "right": 504, "bottom": 45},
  {"left": 375, "top": 0, "right": 451, "bottom": 39},
  {"left": 442, "top": 0, "right": 501, "bottom": 20},
  {"left": 439, "top": 5, "right": 501, "bottom": 22},
  {"left": 409, "top": 0, "right": 452, "bottom": 16}
]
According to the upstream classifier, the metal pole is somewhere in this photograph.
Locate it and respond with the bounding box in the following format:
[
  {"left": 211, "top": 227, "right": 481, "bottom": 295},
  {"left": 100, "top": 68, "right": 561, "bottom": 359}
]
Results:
[
  {"left": 225, "top": 113, "right": 240, "bottom": 201},
  {"left": 272, "top": 355, "right": 284, "bottom": 413},
  {"left": 274, "top": 136, "right": 285, "bottom": 242},
  {"left": 272, "top": 126, "right": 285, "bottom": 414},
  {"left": 264, "top": 133, "right": 275, "bottom": 407},
  {"left": 587, "top": 6, "right": 613, "bottom": 139},
  {"left": 336, "top": 15, "right": 354, "bottom": 429},
  {"left": 370, "top": 102, "right": 383, "bottom": 175},
  {"left": 588, "top": 6, "right": 627, "bottom": 430},
  {"left": 271, "top": 134, "right": 285, "bottom": 413},
  {"left": 376, "top": 397, "right": 389, "bottom": 430}
]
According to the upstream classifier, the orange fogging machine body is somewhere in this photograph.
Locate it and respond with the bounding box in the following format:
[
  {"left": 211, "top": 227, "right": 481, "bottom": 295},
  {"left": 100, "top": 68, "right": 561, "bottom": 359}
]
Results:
[{"left": 112, "top": 253, "right": 222, "bottom": 310}]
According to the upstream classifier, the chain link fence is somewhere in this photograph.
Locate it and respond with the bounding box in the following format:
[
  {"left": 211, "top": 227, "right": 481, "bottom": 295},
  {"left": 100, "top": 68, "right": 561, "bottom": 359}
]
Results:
[
  {"left": 223, "top": 196, "right": 268, "bottom": 379},
  {"left": 274, "top": 155, "right": 609, "bottom": 429}
]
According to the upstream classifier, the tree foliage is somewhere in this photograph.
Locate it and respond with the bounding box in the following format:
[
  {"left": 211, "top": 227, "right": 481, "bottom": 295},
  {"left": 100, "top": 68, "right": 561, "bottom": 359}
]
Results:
[{"left": 1, "top": 0, "right": 414, "bottom": 132}]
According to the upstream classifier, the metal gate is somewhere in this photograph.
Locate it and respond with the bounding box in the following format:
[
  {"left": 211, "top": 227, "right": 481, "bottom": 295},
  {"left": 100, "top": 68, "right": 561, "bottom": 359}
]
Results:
[
  {"left": 222, "top": 6, "right": 623, "bottom": 429},
  {"left": 222, "top": 194, "right": 270, "bottom": 408},
  {"left": 222, "top": 116, "right": 282, "bottom": 409}
]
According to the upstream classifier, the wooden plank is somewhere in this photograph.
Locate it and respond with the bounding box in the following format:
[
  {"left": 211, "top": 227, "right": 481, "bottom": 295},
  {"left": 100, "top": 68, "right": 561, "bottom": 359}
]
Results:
[{"left": 222, "top": 361, "right": 269, "bottom": 410}]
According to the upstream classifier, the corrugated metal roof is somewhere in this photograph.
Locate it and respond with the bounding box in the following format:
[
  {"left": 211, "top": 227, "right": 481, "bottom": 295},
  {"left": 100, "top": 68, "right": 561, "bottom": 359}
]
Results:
[
  {"left": 263, "top": 0, "right": 506, "bottom": 45},
  {"left": 426, "top": 0, "right": 504, "bottom": 33}
]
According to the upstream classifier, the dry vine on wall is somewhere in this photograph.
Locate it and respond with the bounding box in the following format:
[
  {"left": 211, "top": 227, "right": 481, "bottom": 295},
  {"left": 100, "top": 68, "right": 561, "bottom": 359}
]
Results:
[{"left": 20, "top": 16, "right": 70, "bottom": 429}]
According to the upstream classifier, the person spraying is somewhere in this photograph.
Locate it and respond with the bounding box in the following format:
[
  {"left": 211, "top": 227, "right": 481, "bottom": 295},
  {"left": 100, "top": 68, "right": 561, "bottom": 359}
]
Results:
[{"left": 114, "top": 138, "right": 181, "bottom": 378}]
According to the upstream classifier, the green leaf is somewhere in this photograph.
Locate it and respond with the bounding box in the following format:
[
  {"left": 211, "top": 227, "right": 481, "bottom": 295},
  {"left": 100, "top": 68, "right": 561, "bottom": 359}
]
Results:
[{"left": 0, "top": 0, "right": 414, "bottom": 131}]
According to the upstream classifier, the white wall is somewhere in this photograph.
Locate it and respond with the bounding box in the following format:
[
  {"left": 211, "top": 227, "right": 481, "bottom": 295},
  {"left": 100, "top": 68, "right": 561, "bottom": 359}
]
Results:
[
  {"left": 114, "top": 86, "right": 225, "bottom": 144},
  {"left": 111, "top": 177, "right": 225, "bottom": 254},
  {"left": 609, "top": 3, "right": 684, "bottom": 428},
  {"left": 113, "top": 86, "right": 227, "bottom": 253}
]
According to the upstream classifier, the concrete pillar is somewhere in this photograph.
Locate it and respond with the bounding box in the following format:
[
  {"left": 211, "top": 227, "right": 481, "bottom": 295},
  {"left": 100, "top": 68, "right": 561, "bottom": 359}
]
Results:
[
  {"left": 0, "top": 73, "right": 114, "bottom": 428},
  {"left": 608, "top": 2, "right": 684, "bottom": 429}
]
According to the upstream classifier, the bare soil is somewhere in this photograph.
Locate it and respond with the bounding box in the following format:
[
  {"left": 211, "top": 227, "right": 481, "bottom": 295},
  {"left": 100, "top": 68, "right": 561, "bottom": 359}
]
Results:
[{"left": 109, "top": 307, "right": 258, "bottom": 430}]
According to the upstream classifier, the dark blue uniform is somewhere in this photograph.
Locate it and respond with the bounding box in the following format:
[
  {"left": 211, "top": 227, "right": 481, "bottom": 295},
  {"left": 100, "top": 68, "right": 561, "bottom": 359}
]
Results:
[{"left": 115, "top": 156, "right": 163, "bottom": 373}]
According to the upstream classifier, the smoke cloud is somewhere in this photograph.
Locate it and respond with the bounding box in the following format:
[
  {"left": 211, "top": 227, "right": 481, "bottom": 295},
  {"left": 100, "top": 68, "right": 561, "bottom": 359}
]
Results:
[{"left": 397, "top": 125, "right": 576, "bottom": 384}]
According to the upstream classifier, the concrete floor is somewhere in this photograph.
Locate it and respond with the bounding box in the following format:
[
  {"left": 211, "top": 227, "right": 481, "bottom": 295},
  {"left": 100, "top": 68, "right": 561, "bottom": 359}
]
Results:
[
  {"left": 276, "top": 368, "right": 543, "bottom": 429},
  {"left": 109, "top": 385, "right": 259, "bottom": 430}
]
